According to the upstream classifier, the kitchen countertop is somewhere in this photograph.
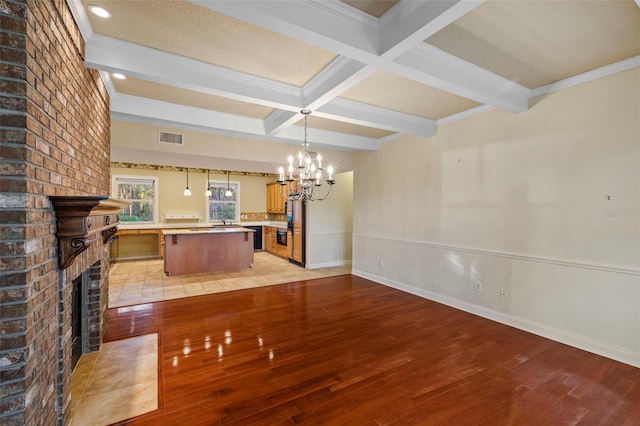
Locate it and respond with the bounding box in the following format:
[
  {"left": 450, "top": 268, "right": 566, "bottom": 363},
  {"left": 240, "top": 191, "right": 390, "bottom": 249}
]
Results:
[{"left": 119, "top": 221, "right": 287, "bottom": 230}]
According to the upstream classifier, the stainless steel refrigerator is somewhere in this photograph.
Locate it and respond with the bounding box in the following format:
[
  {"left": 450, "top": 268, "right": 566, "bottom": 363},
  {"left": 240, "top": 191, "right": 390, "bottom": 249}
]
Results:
[{"left": 286, "top": 198, "right": 305, "bottom": 266}]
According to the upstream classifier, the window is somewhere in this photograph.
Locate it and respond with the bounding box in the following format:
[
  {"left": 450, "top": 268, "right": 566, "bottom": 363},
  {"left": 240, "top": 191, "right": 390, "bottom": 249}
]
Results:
[
  {"left": 206, "top": 180, "right": 240, "bottom": 223},
  {"left": 112, "top": 176, "right": 158, "bottom": 223}
]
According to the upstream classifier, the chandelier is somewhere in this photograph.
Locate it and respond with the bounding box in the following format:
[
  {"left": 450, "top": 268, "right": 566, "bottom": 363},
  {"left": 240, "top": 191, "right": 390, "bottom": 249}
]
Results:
[{"left": 277, "top": 109, "right": 335, "bottom": 201}]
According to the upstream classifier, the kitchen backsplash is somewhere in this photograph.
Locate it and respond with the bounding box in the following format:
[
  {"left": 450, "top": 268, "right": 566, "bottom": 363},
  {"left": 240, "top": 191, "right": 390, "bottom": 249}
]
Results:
[{"left": 241, "top": 212, "right": 286, "bottom": 222}]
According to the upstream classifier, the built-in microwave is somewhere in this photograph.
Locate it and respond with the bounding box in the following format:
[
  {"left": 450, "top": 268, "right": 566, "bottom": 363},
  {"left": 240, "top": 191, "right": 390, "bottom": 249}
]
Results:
[{"left": 276, "top": 229, "right": 287, "bottom": 246}]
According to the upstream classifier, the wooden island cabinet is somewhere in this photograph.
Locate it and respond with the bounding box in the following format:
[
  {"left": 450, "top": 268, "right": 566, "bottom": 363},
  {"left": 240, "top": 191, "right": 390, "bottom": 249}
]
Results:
[{"left": 162, "top": 228, "right": 255, "bottom": 276}]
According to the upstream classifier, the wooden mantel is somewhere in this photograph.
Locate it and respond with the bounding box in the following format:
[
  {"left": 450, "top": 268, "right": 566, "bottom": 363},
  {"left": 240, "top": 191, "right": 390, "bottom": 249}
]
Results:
[{"left": 49, "top": 196, "right": 129, "bottom": 269}]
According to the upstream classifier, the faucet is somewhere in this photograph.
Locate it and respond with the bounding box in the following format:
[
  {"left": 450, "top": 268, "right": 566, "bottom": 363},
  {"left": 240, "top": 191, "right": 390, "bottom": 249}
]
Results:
[{"left": 222, "top": 219, "right": 226, "bottom": 225}]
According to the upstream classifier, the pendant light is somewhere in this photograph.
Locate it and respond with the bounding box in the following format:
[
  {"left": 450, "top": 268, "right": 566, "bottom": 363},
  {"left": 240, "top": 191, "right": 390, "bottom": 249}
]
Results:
[
  {"left": 183, "top": 168, "right": 192, "bottom": 196},
  {"left": 225, "top": 171, "right": 233, "bottom": 197},
  {"left": 204, "top": 170, "right": 212, "bottom": 197}
]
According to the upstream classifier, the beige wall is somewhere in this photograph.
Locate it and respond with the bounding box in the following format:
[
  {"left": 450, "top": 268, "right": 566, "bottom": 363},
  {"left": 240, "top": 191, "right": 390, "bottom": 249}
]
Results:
[
  {"left": 110, "top": 167, "right": 274, "bottom": 223},
  {"left": 352, "top": 68, "right": 640, "bottom": 367},
  {"left": 306, "top": 171, "right": 354, "bottom": 268}
]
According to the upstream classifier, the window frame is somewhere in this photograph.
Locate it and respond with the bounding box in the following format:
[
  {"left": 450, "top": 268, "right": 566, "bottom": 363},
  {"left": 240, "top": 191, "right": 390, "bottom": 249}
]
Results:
[
  {"left": 205, "top": 179, "right": 241, "bottom": 223},
  {"left": 112, "top": 175, "right": 160, "bottom": 224}
]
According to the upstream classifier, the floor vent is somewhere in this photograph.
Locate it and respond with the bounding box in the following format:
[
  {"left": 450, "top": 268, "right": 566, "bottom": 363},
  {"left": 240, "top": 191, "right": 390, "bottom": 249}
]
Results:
[{"left": 158, "top": 131, "right": 184, "bottom": 145}]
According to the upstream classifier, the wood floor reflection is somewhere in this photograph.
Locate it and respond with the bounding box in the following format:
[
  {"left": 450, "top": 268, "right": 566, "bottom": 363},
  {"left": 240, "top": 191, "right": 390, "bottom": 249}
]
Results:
[{"left": 105, "top": 275, "right": 640, "bottom": 425}]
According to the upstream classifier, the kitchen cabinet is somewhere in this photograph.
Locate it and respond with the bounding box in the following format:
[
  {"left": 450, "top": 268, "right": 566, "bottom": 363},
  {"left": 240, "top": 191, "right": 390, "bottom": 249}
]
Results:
[
  {"left": 292, "top": 227, "right": 302, "bottom": 263},
  {"left": 291, "top": 199, "right": 303, "bottom": 263},
  {"left": 115, "top": 228, "right": 164, "bottom": 259},
  {"left": 270, "top": 228, "right": 278, "bottom": 253},
  {"left": 265, "top": 226, "right": 278, "bottom": 254},
  {"left": 266, "top": 182, "right": 285, "bottom": 213},
  {"left": 264, "top": 226, "right": 273, "bottom": 253},
  {"left": 267, "top": 181, "right": 301, "bottom": 214},
  {"left": 263, "top": 226, "right": 287, "bottom": 258}
]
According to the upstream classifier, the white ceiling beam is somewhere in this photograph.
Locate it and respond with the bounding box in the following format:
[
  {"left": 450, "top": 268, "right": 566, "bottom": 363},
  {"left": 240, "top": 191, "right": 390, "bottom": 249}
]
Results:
[
  {"left": 97, "top": 70, "right": 116, "bottom": 98},
  {"left": 190, "top": 0, "right": 527, "bottom": 114},
  {"left": 111, "top": 94, "right": 266, "bottom": 135},
  {"left": 85, "top": 0, "right": 535, "bottom": 151},
  {"left": 273, "top": 124, "right": 381, "bottom": 152},
  {"left": 529, "top": 55, "right": 640, "bottom": 99},
  {"left": 438, "top": 104, "right": 494, "bottom": 127},
  {"left": 190, "top": 0, "right": 381, "bottom": 63},
  {"left": 84, "top": 34, "right": 303, "bottom": 111},
  {"left": 264, "top": 110, "right": 299, "bottom": 136},
  {"left": 316, "top": 98, "right": 437, "bottom": 137},
  {"left": 85, "top": 33, "right": 449, "bottom": 138},
  {"left": 379, "top": 0, "right": 484, "bottom": 59},
  {"left": 112, "top": 109, "right": 375, "bottom": 152},
  {"left": 377, "top": 133, "right": 408, "bottom": 145},
  {"left": 302, "top": 57, "right": 374, "bottom": 111},
  {"left": 391, "top": 44, "right": 530, "bottom": 113},
  {"left": 111, "top": 94, "right": 378, "bottom": 152}
]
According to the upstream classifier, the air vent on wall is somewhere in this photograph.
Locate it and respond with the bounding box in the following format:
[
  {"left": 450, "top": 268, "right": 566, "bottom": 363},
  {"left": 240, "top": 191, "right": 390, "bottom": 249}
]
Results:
[{"left": 158, "top": 131, "right": 184, "bottom": 145}]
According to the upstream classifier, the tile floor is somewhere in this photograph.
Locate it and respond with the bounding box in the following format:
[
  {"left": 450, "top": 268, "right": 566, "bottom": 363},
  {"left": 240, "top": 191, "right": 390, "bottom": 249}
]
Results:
[
  {"left": 69, "top": 253, "right": 350, "bottom": 425},
  {"left": 70, "top": 334, "right": 158, "bottom": 425},
  {"left": 108, "top": 251, "right": 352, "bottom": 308}
]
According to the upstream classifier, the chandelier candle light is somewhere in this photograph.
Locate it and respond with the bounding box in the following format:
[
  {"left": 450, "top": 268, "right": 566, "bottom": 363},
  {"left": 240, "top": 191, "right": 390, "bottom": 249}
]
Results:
[{"left": 277, "top": 110, "right": 335, "bottom": 201}]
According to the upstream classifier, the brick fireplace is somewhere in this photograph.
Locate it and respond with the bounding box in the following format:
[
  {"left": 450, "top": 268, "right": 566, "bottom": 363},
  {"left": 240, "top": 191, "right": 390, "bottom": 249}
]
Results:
[{"left": 0, "top": 1, "right": 112, "bottom": 424}]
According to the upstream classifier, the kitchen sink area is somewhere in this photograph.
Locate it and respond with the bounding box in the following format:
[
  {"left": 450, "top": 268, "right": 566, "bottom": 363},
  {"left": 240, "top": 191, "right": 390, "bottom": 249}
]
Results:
[{"left": 189, "top": 227, "right": 247, "bottom": 233}]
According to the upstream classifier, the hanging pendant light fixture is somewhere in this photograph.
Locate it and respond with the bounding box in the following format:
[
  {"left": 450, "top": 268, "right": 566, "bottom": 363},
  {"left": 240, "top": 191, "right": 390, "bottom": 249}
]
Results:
[
  {"left": 204, "top": 170, "right": 212, "bottom": 197},
  {"left": 224, "top": 171, "right": 233, "bottom": 197},
  {"left": 183, "top": 168, "right": 192, "bottom": 196},
  {"left": 277, "top": 109, "right": 335, "bottom": 201}
]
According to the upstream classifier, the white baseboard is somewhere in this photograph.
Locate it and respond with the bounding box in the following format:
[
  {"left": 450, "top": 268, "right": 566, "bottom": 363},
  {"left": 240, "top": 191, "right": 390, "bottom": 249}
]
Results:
[
  {"left": 307, "top": 260, "right": 352, "bottom": 269},
  {"left": 352, "top": 269, "right": 640, "bottom": 368}
]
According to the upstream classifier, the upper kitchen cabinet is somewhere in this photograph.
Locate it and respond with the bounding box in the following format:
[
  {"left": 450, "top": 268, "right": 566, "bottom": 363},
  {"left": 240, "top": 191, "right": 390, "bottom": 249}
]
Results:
[{"left": 266, "top": 182, "right": 285, "bottom": 214}]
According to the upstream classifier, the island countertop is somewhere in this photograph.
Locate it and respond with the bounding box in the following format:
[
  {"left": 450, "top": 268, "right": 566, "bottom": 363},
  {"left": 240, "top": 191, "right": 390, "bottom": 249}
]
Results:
[{"left": 161, "top": 227, "right": 256, "bottom": 236}]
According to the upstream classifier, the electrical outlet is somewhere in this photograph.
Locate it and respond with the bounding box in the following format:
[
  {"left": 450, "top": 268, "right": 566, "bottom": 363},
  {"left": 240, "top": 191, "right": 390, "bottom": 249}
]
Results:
[
  {"left": 378, "top": 260, "right": 384, "bottom": 267},
  {"left": 500, "top": 288, "right": 509, "bottom": 300},
  {"left": 474, "top": 281, "right": 482, "bottom": 292}
]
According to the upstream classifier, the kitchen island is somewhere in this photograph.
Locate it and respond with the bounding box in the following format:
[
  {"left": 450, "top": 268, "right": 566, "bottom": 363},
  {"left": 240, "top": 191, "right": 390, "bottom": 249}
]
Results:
[{"left": 162, "top": 227, "right": 255, "bottom": 276}]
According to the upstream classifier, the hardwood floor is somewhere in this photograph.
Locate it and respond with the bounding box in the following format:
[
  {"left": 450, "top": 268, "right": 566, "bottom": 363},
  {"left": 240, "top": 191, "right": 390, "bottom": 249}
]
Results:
[{"left": 105, "top": 275, "right": 640, "bottom": 425}]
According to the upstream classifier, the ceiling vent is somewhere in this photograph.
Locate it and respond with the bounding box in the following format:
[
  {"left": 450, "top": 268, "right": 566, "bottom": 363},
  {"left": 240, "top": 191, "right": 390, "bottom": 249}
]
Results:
[{"left": 158, "top": 131, "right": 184, "bottom": 145}]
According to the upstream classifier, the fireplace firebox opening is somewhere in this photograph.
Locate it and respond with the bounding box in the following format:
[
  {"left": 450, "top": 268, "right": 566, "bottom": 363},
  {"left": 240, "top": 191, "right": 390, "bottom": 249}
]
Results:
[{"left": 71, "top": 274, "right": 83, "bottom": 371}]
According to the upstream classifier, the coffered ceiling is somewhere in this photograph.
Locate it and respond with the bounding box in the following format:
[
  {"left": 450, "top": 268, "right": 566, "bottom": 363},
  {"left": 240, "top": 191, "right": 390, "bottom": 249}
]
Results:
[{"left": 69, "top": 0, "right": 640, "bottom": 155}]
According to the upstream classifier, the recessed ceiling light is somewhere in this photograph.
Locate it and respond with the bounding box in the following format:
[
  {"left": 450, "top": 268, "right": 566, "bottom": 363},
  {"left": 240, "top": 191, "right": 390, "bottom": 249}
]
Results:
[
  {"left": 88, "top": 5, "right": 111, "bottom": 18},
  {"left": 112, "top": 73, "right": 126, "bottom": 80}
]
